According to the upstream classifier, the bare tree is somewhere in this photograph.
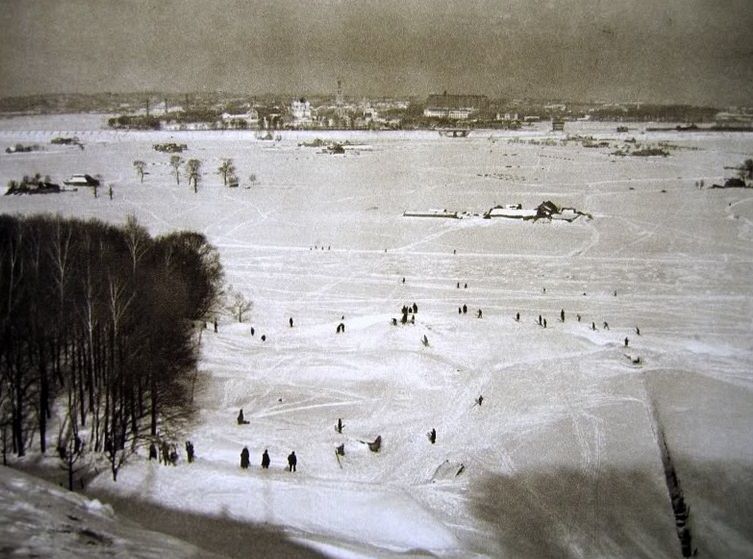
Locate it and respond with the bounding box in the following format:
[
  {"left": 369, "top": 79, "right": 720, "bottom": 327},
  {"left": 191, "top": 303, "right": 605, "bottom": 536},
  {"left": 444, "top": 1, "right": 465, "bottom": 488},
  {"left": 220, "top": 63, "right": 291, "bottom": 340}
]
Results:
[
  {"left": 133, "top": 160, "right": 146, "bottom": 183},
  {"left": 124, "top": 214, "right": 149, "bottom": 277},
  {"left": 57, "top": 392, "right": 87, "bottom": 491},
  {"left": 186, "top": 159, "right": 201, "bottom": 193},
  {"left": 218, "top": 159, "right": 235, "bottom": 186},
  {"left": 170, "top": 155, "right": 183, "bottom": 185},
  {"left": 225, "top": 286, "right": 252, "bottom": 322}
]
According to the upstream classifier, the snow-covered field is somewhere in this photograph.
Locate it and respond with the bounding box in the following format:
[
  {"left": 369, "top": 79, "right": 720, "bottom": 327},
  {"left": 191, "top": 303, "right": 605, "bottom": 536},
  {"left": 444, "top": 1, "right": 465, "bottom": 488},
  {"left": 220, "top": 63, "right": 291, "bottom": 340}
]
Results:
[{"left": 2, "top": 114, "right": 753, "bottom": 558}]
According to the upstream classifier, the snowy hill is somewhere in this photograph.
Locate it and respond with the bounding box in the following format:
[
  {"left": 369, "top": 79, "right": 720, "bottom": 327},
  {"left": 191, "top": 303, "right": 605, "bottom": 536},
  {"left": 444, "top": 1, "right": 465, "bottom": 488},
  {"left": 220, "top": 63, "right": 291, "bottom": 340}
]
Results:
[
  {"left": 1, "top": 116, "right": 753, "bottom": 557},
  {"left": 0, "top": 465, "right": 229, "bottom": 559}
]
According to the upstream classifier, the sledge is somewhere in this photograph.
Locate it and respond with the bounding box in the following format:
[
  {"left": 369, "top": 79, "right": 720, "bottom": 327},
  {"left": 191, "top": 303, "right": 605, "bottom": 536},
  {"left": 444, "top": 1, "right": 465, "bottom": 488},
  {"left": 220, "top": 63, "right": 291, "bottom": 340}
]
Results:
[
  {"left": 358, "top": 435, "right": 382, "bottom": 452},
  {"left": 334, "top": 444, "right": 344, "bottom": 469}
]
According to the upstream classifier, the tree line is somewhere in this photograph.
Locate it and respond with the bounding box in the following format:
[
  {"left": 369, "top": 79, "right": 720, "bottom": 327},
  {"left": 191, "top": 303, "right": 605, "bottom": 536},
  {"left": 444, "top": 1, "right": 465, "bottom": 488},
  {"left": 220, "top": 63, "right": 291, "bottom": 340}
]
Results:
[{"left": 0, "top": 214, "right": 223, "bottom": 481}]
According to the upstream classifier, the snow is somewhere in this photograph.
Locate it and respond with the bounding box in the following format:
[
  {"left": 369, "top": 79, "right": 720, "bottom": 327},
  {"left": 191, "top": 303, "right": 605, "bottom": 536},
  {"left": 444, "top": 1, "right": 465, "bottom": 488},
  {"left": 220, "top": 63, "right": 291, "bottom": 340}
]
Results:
[
  {"left": 2, "top": 115, "right": 753, "bottom": 558},
  {"left": 0, "top": 465, "right": 225, "bottom": 559}
]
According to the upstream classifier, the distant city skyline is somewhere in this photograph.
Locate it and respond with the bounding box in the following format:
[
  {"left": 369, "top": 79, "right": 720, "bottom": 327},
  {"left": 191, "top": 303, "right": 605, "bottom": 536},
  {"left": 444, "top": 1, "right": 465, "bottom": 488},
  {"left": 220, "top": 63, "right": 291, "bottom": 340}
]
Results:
[{"left": 2, "top": 0, "right": 752, "bottom": 106}]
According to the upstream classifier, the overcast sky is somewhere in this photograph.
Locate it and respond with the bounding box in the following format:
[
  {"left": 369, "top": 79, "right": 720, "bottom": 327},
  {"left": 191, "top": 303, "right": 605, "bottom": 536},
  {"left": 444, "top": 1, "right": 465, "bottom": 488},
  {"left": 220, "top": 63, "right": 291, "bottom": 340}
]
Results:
[{"left": 1, "top": 0, "right": 752, "bottom": 105}]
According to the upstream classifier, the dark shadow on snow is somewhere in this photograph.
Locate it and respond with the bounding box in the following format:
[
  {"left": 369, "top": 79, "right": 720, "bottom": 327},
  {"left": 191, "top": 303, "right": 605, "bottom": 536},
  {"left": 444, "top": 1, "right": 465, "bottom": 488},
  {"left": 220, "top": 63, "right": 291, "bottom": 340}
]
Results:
[
  {"left": 84, "top": 488, "right": 329, "bottom": 559},
  {"left": 469, "top": 459, "right": 753, "bottom": 559},
  {"left": 469, "top": 465, "right": 680, "bottom": 559}
]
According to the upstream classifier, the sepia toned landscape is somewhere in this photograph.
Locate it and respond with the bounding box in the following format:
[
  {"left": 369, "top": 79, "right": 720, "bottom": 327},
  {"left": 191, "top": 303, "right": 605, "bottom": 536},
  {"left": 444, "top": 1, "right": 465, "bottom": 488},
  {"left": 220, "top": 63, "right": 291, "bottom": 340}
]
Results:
[{"left": 1, "top": 1, "right": 752, "bottom": 558}]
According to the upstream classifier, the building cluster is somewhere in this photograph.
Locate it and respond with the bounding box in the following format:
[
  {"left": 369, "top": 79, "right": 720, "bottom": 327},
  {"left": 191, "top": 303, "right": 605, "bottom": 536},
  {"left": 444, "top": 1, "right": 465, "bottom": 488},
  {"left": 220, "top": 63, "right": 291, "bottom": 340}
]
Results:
[{"left": 107, "top": 84, "right": 752, "bottom": 132}]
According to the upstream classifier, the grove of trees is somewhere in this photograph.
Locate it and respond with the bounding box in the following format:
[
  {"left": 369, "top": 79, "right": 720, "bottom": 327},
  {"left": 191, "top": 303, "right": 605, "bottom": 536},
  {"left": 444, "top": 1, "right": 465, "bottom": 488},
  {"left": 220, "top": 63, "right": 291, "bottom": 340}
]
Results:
[{"left": 0, "top": 214, "right": 223, "bottom": 482}]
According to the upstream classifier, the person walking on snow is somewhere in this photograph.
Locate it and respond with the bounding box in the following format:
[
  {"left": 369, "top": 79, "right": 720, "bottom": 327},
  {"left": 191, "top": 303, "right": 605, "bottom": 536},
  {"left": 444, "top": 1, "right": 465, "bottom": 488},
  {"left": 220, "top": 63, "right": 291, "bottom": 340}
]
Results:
[
  {"left": 261, "top": 449, "right": 270, "bottom": 469},
  {"left": 287, "top": 451, "right": 297, "bottom": 472},
  {"left": 240, "top": 447, "right": 250, "bottom": 469},
  {"left": 429, "top": 428, "right": 437, "bottom": 444},
  {"left": 289, "top": 317, "right": 294, "bottom": 328}
]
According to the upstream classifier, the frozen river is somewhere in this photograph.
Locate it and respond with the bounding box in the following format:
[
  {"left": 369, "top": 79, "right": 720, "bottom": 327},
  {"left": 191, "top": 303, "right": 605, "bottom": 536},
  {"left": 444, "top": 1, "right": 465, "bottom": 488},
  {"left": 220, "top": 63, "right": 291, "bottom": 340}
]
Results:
[{"left": 2, "top": 114, "right": 753, "bottom": 557}]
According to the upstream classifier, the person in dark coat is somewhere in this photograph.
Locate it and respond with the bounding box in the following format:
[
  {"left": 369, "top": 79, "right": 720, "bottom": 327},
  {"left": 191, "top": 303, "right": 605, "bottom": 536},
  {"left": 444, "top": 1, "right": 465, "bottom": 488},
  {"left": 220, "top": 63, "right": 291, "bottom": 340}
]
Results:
[
  {"left": 261, "top": 449, "right": 270, "bottom": 469},
  {"left": 412, "top": 303, "right": 418, "bottom": 313},
  {"left": 287, "top": 451, "right": 297, "bottom": 472},
  {"left": 240, "top": 447, "right": 250, "bottom": 469},
  {"left": 250, "top": 326, "right": 255, "bottom": 336},
  {"left": 560, "top": 309, "right": 565, "bottom": 322},
  {"left": 515, "top": 312, "right": 520, "bottom": 322},
  {"left": 149, "top": 442, "right": 158, "bottom": 461},
  {"left": 336, "top": 418, "right": 343, "bottom": 433},
  {"left": 429, "top": 428, "right": 436, "bottom": 444},
  {"left": 289, "top": 317, "right": 294, "bottom": 328},
  {"left": 462, "top": 304, "right": 467, "bottom": 314},
  {"left": 214, "top": 319, "right": 218, "bottom": 333},
  {"left": 237, "top": 408, "right": 245, "bottom": 425},
  {"left": 185, "top": 441, "right": 195, "bottom": 463},
  {"left": 476, "top": 395, "right": 484, "bottom": 406},
  {"left": 624, "top": 337, "right": 629, "bottom": 347},
  {"left": 477, "top": 309, "right": 483, "bottom": 318}
]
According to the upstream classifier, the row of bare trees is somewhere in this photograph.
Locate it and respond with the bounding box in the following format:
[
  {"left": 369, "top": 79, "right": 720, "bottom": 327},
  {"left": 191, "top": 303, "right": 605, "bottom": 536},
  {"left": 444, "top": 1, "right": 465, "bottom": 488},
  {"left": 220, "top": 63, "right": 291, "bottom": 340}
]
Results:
[
  {"left": 133, "top": 158, "right": 258, "bottom": 191},
  {"left": 0, "top": 214, "right": 223, "bottom": 482}
]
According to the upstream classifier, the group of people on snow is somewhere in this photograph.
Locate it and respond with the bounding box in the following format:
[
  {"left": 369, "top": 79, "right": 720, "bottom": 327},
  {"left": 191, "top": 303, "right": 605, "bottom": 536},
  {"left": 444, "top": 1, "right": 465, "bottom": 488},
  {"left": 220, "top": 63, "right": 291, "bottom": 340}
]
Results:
[{"left": 240, "top": 446, "right": 295, "bottom": 471}]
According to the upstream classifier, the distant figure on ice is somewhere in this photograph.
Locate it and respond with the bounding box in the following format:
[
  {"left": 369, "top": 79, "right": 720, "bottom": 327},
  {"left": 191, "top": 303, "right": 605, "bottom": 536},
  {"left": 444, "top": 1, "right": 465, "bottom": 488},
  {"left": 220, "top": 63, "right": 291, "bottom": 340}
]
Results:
[
  {"left": 261, "top": 449, "right": 270, "bottom": 469},
  {"left": 402, "top": 277, "right": 405, "bottom": 284},
  {"left": 464, "top": 283, "right": 468, "bottom": 289},
  {"left": 261, "top": 334, "right": 266, "bottom": 342},
  {"left": 149, "top": 442, "right": 158, "bottom": 461},
  {"left": 289, "top": 317, "right": 294, "bottom": 328},
  {"left": 240, "top": 447, "right": 250, "bottom": 469},
  {"left": 213, "top": 319, "right": 218, "bottom": 333},
  {"left": 613, "top": 290, "right": 617, "bottom": 297},
  {"left": 560, "top": 309, "right": 565, "bottom": 322},
  {"left": 538, "top": 315, "right": 542, "bottom": 326},
  {"left": 476, "top": 395, "right": 484, "bottom": 406},
  {"left": 422, "top": 334, "right": 429, "bottom": 346},
  {"left": 336, "top": 443, "right": 345, "bottom": 456},
  {"left": 477, "top": 309, "right": 483, "bottom": 318},
  {"left": 543, "top": 318, "right": 547, "bottom": 328},
  {"left": 237, "top": 408, "right": 249, "bottom": 425},
  {"left": 542, "top": 287, "right": 546, "bottom": 294},
  {"left": 169, "top": 445, "right": 179, "bottom": 466},
  {"left": 458, "top": 307, "right": 462, "bottom": 314},
  {"left": 287, "top": 451, "right": 297, "bottom": 472},
  {"left": 250, "top": 326, "right": 255, "bottom": 336},
  {"left": 462, "top": 304, "right": 468, "bottom": 314},
  {"left": 428, "top": 428, "right": 436, "bottom": 444},
  {"left": 515, "top": 312, "right": 520, "bottom": 322},
  {"left": 636, "top": 326, "right": 641, "bottom": 336},
  {"left": 410, "top": 314, "right": 415, "bottom": 324},
  {"left": 624, "top": 337, "right": 629, "bottom": 347},
  {"left": 336, "top": 418, "right": 344, "bottom": 433},
  {"left": 603, "top": 321, "right": 609, "bottom": 330},
  {"left": 592, "top": 322, "right": 596, "bottom": 331},
  {"left": 391, "top": 317, "right": 398, "bottom": 326},
  {"left": 412, "top": 302, "right": 418, "bottom": 313},
  {"left": 456, "top": 282, "right": 460, "bottom": 289},
  {"left": 185, "top": 441, "right": 195, "bottom": 463},
  {"left": 108, "top": 185, "right": 113, "bottom": 200},
  {"left": 577, "top": 314, "right": 582, "bottom": 322}
]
